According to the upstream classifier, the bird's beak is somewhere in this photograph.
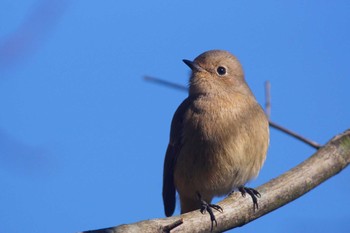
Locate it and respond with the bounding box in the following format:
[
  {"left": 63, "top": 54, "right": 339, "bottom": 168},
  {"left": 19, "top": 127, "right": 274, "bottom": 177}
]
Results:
[{"left": 183, "top": 59, "right": 203, "bottom": 72}]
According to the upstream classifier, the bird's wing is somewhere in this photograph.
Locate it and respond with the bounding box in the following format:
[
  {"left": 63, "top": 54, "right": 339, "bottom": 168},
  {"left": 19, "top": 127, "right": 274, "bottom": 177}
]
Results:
[{"left": 162, "top": 98, "right": 190, "bottom": 217}]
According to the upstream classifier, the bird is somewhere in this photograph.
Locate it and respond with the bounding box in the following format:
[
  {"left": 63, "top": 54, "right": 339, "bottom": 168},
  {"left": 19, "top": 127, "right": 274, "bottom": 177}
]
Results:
[{"left": 162, "top": 50, "right": 269, "bottom": 228}]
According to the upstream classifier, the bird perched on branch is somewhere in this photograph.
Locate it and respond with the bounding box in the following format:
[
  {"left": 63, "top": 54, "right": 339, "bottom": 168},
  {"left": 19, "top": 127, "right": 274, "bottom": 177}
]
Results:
[{"left": 162, "top": 50, "right": 269, "bottom": 228}]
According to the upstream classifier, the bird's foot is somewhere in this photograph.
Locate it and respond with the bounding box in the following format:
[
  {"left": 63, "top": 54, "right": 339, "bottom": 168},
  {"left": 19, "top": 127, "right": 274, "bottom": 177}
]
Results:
[
  {"left": 238, "top": 186, "right": 261, "bottom": 211},
  {"left": 197, "top": 192, "right": 223, "bottom": 231}
]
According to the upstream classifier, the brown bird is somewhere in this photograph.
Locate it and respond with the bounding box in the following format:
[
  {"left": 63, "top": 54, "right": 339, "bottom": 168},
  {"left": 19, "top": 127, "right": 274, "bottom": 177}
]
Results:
[{"left": 162, "top": 50, "right": 269, "bottom": 227}]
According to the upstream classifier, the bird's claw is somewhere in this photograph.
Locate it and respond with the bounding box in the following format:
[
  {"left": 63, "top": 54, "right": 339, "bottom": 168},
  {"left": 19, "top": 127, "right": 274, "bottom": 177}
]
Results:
[
  {"left": 238, "top": 187, "right": 261, "bottom": 211},
  {"left": 197, "top": 192, "right": 223, "bottom": 231}
]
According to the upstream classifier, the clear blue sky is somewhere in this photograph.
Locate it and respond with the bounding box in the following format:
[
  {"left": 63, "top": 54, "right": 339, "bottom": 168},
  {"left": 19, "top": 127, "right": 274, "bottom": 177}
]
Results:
[{"left": 1, "top": 1, "right": 349, "bottom": 232}]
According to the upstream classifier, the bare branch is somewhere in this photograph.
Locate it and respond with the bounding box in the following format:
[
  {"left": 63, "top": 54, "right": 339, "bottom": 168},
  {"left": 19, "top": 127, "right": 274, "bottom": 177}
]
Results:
[
  {"left": 80, "top": 129, "right": 350, "bottom": 233},
  {"left": 262, "top": 80, "right": 321, "bottom": 149},
  {"left": 144, "top": 76, "right": 188, "bottom": 91},
  {"left": 269, "top": 121, "right": 322, "bottom": 149},
  {"left": 264, "top": 81, "right": 271, "bottom": 120}
]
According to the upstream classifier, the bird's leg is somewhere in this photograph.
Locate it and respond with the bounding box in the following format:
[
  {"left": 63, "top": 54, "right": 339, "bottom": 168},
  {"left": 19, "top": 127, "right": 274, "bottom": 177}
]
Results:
[
  {"left": 196, "top": 192, "right": 223, "bottom": 231},
  {"left": 237, "top": 187, "right": 261, "bottom": 211}
]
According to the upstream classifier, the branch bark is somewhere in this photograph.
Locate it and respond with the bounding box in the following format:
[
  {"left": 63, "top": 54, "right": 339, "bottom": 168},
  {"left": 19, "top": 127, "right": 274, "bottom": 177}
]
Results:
[{"left": 81, "top": 129, "right": 350, "bottom": 233}]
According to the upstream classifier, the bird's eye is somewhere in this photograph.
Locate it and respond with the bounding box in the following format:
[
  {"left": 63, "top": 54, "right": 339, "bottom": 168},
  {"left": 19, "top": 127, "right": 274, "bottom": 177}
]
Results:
[{"left": 216, "top": 66, "right": 226, "bottom": 76}]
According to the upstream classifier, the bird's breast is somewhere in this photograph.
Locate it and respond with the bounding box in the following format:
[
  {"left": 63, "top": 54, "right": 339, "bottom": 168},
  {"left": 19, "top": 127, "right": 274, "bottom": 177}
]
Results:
[{"left": 174, "top": 95, "right": 269, "bottom": 199}]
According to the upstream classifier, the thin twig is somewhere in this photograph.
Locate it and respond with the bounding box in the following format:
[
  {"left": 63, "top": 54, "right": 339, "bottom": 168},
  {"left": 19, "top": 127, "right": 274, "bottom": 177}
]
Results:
[
  {"left": 143, "top": 75, "right": 322, "bottom": 149},
  {"left": 263, "top": 79, "right": 321, "bottom": 149},
  {"left": 264, "top": 81, "right": 271, "bottom": 120},
  {"left": 269, "top": 121, "right": 322, "bottom": 149},
  {"left": 144, "top": 76, "right": 188, "bottom": 91}
]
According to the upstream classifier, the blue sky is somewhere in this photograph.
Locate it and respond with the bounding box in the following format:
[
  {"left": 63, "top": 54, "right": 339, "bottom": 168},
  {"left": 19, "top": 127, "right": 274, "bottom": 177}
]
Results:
[{"left": 1, "top": 1, "right": 349, "bottom": 232}]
